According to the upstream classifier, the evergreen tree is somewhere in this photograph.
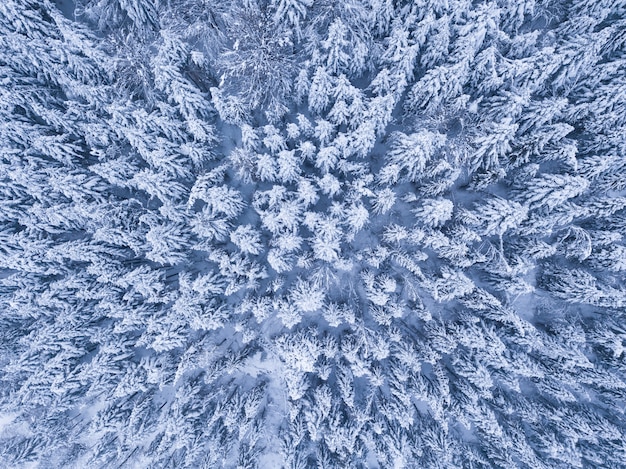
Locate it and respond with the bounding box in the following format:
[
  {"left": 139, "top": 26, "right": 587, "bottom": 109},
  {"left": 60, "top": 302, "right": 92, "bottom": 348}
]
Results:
[{"left": 2, "top": 0, "right": 626, "bottom": 467}]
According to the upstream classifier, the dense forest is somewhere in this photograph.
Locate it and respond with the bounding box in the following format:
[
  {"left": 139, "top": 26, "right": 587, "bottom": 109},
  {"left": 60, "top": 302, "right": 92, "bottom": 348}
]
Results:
[{"left": 1, "top": 0, "right": 626, "bottom": 467}]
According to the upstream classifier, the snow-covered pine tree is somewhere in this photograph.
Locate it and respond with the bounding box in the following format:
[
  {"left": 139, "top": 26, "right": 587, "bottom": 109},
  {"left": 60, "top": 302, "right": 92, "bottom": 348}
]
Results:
[{"left": 2, "top": 0, "right": 626, "bottom": 467}]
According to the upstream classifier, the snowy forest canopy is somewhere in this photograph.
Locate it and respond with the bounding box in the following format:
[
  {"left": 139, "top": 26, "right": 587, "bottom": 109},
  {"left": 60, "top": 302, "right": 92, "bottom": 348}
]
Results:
[{"left": 1, "top": 0, "right": 626, "bottom": 467}]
